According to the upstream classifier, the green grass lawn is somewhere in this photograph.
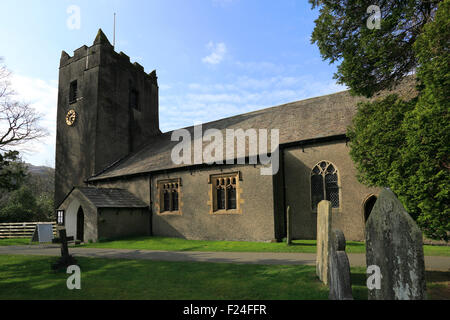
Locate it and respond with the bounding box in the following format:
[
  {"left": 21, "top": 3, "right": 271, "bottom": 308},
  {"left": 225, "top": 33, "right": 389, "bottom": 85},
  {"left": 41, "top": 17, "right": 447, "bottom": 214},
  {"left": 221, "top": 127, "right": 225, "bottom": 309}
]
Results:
[
  {"left": 2, "top": 236, "right": 449, "bottom": 256},
  {"left": 75, "top": 236, "right": 450, "bottom": 257},
  {"left": 0, "top": 255, "right": 330, "bottom": 300},
  {"left": 0, "top": 255, "right": 447, "bottom": 300},
  {"left": 0, "top": 238, "right": 33, "bottom": 246}
]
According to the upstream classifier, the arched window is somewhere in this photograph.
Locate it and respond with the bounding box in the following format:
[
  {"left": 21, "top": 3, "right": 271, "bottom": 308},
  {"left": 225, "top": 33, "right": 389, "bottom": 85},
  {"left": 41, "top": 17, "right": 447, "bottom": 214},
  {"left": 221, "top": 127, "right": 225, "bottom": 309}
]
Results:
[{"left": 311, "top": 161, "right": 340, "bottom": 210}]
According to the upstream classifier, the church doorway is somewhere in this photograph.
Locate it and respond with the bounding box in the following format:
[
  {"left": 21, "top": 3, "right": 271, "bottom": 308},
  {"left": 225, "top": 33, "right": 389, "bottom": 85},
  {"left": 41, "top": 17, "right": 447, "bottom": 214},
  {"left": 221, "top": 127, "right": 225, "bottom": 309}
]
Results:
[
  {"left": 363, "top": 195, "right": 377, "bottom": 223},
  {"left": 76, "top": 207, "right": 84, "bottom": 242}
]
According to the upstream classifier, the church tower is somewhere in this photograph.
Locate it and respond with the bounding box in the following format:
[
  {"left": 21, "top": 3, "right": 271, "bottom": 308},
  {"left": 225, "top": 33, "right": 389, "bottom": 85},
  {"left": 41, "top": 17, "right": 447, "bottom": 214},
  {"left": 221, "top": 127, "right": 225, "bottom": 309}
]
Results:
[{"left": 55, "top": 29, "right": 160, "bottom": 207}]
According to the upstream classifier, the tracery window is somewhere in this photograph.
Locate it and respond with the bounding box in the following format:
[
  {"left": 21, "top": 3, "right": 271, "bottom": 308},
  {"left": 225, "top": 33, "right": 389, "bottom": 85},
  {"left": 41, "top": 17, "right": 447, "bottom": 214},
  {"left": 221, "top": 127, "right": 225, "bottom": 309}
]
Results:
[
  {"left": 158, "top": 179, "right": 181, "bottom": 215},
  {"left": 210, "top": 173, "right": 240, "bottom": 213},
  {"left": 311, "top": 161, "right": 340, "bottom": 210}
]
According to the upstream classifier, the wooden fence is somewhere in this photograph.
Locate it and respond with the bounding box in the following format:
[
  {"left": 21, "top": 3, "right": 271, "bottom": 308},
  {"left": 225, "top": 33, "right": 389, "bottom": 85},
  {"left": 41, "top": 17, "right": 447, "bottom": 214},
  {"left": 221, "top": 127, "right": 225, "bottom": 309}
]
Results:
[{"left": 0, "top": 222, "right": 57, "bottom": 239}]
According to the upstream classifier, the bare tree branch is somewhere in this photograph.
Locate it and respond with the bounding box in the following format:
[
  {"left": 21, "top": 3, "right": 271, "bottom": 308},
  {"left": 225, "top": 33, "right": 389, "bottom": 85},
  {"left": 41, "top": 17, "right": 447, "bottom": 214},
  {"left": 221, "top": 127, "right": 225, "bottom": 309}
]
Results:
[{"left": 0, "top": 58, "right": 48, "bottom": 151}]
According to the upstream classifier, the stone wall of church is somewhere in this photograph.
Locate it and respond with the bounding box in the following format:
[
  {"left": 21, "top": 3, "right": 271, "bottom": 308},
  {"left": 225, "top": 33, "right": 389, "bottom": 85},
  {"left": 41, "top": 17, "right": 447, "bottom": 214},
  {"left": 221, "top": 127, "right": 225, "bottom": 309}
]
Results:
[
  {"left": 149, "top": 164, "right": 276, "bottom": 242},
  {"left": 97, "top": 208, "right": 151, "bottom": 240},
  {"left": 283, "top": 140, "right": 379, "bottom": 241}
]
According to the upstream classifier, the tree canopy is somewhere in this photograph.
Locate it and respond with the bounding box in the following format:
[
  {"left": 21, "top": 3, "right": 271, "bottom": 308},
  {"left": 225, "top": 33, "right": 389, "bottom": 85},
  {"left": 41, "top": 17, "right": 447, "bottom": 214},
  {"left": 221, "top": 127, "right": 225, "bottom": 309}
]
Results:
[
  {"left": 0, "top": 150, "right": 26, "bottom": 192},
  {"left": 311, "top": 0, "right": 449, "bottom": 239},
  {"left": 310, "top": 0, "right": 442, "bottom": 97}
]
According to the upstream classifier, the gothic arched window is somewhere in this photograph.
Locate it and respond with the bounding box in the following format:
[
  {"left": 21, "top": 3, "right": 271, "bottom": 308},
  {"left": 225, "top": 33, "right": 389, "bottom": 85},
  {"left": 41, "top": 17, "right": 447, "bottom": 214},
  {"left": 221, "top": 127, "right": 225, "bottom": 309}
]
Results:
[{"left": 311, "top": 161, "right": 340, "bottom": 210}]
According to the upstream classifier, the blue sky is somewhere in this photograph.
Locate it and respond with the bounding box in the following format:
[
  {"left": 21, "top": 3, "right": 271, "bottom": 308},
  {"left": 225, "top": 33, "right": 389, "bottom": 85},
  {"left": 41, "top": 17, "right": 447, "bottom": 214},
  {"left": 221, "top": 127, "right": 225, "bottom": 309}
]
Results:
[{"left": 0, "top": 0, "right": 345, "bottom": 167}]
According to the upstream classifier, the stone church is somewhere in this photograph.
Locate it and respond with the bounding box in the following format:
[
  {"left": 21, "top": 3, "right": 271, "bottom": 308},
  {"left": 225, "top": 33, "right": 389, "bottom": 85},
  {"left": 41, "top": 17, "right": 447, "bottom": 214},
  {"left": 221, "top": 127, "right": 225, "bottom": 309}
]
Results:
[{"left": 55, "top": 30, "right": 415, "bottom": 243}]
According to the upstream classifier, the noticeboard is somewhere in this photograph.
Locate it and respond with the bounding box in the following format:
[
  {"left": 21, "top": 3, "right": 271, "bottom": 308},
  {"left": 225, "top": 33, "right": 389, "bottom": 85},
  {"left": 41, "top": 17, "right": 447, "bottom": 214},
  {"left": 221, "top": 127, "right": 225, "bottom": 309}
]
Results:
[{"left": 31, "top": 224, "right": 54, "bottom": 243}]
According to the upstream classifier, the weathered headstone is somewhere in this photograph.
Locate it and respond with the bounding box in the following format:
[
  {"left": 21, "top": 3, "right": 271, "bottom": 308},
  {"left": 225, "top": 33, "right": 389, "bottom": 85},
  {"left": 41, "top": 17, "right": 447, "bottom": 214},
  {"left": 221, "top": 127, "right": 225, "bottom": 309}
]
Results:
[
  {"left": 366, "top": 188, "right": 426, "bottom": 300},
  {"left": 328, "top": 229, "right": 353, "bottom": 300},
  {"left": 316, "top": 200, "right": 332, "bottom": 284}
]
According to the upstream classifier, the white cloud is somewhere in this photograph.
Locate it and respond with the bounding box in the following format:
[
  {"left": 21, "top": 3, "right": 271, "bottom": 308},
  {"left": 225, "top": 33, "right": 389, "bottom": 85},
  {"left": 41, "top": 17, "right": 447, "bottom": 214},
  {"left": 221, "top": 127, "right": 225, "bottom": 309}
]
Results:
[
  {"left": 202, "top": 42, "right": 227, "bottom": 65},
  {"left": 159, "top": 75, "right": 346, "bottom": 132}
]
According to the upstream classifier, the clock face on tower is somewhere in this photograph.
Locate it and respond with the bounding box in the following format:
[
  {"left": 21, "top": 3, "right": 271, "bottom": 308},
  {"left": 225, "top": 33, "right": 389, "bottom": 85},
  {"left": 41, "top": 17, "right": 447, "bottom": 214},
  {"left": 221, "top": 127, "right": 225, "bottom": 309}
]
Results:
[{"left": 65, "top": 109, "right": 77, "bottom": 126}]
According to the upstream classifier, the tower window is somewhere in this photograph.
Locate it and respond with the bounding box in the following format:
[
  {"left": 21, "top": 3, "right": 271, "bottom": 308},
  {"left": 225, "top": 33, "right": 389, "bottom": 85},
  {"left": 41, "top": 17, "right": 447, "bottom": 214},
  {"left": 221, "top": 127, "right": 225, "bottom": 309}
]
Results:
[
  {"left": 210, "top": 172, "right": 241, "bottom": 214},
  {"left": 69, "top": 80, "right": 78, "bottom": 104},
  {"left": 311, "top": 161, "right": 340, "bottom": 210},
  {"left": 130, "top": 89, "right": 140, "bottom": 111},
  {"left": 158, "top": 179, "right": 182, "bottom": 215}
]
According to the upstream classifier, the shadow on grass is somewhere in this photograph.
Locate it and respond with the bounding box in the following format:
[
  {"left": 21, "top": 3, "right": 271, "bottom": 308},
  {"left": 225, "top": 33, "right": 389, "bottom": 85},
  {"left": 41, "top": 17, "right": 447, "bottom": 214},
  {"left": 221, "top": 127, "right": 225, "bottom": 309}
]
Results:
[
  {"left": 426, "top": 270, "right": 450, "bottom": 283},
  {"left": 177, "top": 246, "right": 209, "bottom": 252},
  {"left": 346, "top": 242, "right": 366, "bottom": 247},
  {"left": 0, "top": 255, "right": 329, "bottom": 300},
  {"left": 290, "top": 242, "right": 316, "bottom": 247},
  {"left": 1, "top": 255, "right": 447, "bottom": 300}
]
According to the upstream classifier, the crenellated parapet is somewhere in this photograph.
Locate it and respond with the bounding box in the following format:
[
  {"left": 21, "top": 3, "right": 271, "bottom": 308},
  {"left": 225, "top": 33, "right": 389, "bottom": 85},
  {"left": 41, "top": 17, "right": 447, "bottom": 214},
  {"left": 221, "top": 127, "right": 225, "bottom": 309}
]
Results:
[{"left": 59, "top": 29, "right": 158, "bottom": 86}]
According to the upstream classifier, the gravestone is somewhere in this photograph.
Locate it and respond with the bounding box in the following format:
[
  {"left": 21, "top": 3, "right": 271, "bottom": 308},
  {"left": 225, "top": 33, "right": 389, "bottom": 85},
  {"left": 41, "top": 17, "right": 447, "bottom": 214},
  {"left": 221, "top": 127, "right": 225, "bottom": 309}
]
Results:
[
  {"left": 328, "top": 229, "right": 353, "bottom": 300},
  {"left": 366, "top": 188, "right": 426, "bottom": 300},
  {"left": 316, "top": 200, "right": 332, "bottom": 284}
]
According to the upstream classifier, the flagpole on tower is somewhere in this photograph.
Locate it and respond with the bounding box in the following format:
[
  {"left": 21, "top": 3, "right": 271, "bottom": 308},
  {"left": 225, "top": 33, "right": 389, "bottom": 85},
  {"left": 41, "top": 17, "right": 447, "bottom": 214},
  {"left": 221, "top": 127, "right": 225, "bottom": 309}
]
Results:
[{"left": 113, "top": 12, "right": 116, "bottom": 48}]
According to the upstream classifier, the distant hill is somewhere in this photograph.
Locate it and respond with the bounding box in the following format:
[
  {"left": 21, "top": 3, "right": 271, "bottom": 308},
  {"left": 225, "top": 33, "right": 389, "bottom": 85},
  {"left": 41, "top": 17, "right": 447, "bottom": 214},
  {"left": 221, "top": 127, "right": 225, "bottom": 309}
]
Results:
[
  {"left": 25, "top": 163, "right": 54, "bottom": 196},
  {"left": 25, "top": 164, "right": 54, "bottom": 176}
]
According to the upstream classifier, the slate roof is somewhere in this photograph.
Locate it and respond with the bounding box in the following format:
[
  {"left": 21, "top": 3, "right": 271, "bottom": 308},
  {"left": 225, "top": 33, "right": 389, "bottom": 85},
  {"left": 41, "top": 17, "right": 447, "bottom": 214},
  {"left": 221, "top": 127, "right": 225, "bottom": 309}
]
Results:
[
  {"left": 89, "top": 77, "right": 417, "bottom": 181},
  {"left": 76, "top": 187, "right": 148, "bottom": 208}
]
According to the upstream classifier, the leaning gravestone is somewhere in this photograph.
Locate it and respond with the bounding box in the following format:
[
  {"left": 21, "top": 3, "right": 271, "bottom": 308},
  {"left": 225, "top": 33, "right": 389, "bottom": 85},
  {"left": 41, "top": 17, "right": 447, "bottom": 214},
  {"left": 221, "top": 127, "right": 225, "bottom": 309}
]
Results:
[
  {"left": 366, "top": 188, "right": 426, "bottom": 300},
  {"left": 328, "top": 229, "right": 353, "bottom": 300},
  {"left": 316, "top": 200, "right": 332, "bottom": 284}
]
